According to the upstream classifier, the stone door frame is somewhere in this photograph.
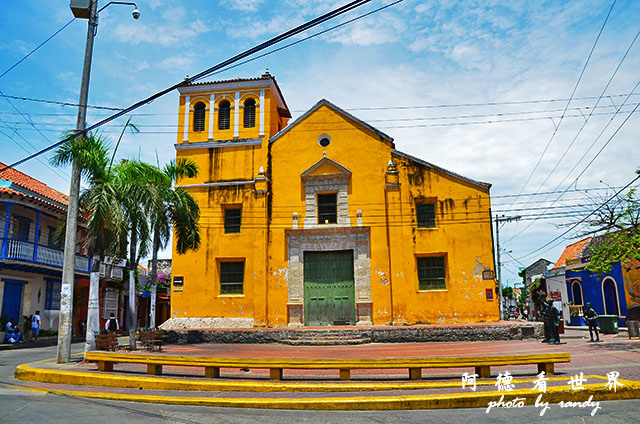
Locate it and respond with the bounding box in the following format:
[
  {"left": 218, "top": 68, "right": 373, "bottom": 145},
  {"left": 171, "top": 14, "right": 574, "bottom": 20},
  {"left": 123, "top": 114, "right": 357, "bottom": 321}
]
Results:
[{"left": 285, "top": 227, "right": 372, "bottom": 327}]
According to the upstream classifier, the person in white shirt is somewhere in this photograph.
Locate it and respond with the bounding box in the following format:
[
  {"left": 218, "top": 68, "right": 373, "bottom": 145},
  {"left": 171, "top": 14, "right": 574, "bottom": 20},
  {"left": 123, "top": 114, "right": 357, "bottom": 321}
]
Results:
[
  {"left": 105, "top": 313, "right": 119, "bottom": 334},
  {"left": 31, "top": 310, "right": 41, "bottom": 341}
]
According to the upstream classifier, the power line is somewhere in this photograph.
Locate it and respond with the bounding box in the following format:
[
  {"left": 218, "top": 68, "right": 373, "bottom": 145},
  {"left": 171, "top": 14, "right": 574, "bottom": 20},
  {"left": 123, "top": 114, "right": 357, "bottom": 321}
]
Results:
[
  {"left": 0, "top": 18, "right": 76, "bottom": 80},
  {"left": 4, "top": 103, "right": 638, "bottom": 129},
  {"left": 505, "top": 80, "right": 640, "bottom": 242},
  {"left": 0, "top": 0, "right": 394, "bottom": 173},
  {"left": 506, "top": 0, "right": 618, "bottom": 210},
  {"left": 517, "top": 172, "right": 640, "bottom": 261},
  {"left": 2, "top": 92, "right": 639, "bottom": 117},
  {"left": 4, "top": 107, "right": 635, "bottom": 135},
  {"left": 516, "top": 28, "right": 640, "bottom": 214}
]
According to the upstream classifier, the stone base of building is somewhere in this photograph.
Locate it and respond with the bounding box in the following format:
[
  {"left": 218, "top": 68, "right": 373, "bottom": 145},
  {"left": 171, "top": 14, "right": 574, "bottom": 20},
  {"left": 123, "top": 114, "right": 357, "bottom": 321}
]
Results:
[
  {"left": 159, "top": 317, "right": 254, "bottom": 330},
  {"left": 161, "top": 321, "right": 543, "bottom": 345}
]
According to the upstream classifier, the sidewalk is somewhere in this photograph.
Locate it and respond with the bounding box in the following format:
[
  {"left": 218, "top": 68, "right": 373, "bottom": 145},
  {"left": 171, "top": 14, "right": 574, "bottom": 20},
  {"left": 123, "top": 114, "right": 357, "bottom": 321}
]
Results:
[{"left": 10, "top": 332, "right": 640, "bottom": 410}]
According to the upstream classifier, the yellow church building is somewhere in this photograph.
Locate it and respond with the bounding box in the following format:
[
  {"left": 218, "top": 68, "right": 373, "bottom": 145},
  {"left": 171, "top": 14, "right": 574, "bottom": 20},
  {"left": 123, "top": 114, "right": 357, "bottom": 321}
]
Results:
[{"left": 166, "top": 72, "right": 499, "bottom": 329}]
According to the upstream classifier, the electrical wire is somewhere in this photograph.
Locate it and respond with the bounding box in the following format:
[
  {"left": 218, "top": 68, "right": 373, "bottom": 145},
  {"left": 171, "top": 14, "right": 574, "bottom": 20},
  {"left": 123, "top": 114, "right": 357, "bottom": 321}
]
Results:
[
  {"left": 506, "top": 0, "right": 618, "bottom": 210},
  {"left": 0, "top": 0, "right": 392, "bottom": 173},
  {"left": 514, "top": 28, "right": 640, "bottom": 213},
  {"left": 0, "top": 18, "right": 76, "bottom": 80}
]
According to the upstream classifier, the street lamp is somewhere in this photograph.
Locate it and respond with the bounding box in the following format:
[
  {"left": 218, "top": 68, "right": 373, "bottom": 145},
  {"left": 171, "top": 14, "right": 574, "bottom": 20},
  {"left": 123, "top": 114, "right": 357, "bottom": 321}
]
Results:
[{"left": 58, "top": 0, "right": 140, "bottom": 364}]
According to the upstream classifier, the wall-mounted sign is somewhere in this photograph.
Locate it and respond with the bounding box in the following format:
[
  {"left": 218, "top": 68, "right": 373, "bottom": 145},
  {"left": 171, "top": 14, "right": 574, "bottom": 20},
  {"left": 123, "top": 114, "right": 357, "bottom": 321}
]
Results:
[
  {"left": 173, "top": 276, "right": 184, "bottom": 292},
  {"left": 485, "top": 288, "right": 494, "bottom": 301},
  {"left": 482, "top": 270, "right": 495, "bottom": 280}
]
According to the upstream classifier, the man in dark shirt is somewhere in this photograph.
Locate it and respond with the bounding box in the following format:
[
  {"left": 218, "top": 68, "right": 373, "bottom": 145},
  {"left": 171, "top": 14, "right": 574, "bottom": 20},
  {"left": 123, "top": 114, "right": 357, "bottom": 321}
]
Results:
[
  {"left": 583, "top": 302, "right": 600, "bottom": 342},
  {"left": 547, "top": 299, "right": 561, "bottom": 345}
]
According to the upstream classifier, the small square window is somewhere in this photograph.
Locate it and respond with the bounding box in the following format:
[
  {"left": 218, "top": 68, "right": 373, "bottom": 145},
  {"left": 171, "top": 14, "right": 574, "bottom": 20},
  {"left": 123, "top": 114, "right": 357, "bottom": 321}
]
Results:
[
  {"left": 224, "top": 208, "right": 242, "bottom": 233},
  {"left": 417, "top": 256, "right": 446, "bottom": 290},
  {"left": 220, "top": 261, "right": 244, "bottom": 295},
  {"left": 416, "top": 203, "right": 436, "bottom": 228},
  {"left": 317, "top": 193, "right": 337, "bottom": 224}
]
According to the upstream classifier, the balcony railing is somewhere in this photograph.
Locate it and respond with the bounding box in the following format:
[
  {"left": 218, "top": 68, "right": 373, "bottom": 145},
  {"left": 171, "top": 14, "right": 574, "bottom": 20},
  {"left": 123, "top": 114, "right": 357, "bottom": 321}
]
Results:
[{"left": 1, "top": 237, "right": 90, "bottom": 273}]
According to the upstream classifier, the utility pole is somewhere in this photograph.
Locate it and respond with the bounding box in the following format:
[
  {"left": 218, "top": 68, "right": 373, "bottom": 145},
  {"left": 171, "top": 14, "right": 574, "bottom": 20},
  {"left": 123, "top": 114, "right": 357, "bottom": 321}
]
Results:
[
  {"left": 58, "top": 0, "right": 140, "bottom": 363},
  {"left": 57, "top": 0, "right": 98, "bottom": 364},
  {"left": 494, "top": 214, "right": 521, "bottom": 321}
]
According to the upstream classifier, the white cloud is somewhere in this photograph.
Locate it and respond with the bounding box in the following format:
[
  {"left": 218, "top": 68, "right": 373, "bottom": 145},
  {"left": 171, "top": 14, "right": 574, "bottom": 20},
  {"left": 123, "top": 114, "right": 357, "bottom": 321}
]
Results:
[
  {"left": 219, "top": 0, "right": 266, "bottom": 12},
  {"left": 107, "top": 19, "right": 211, "bottom": 47}
]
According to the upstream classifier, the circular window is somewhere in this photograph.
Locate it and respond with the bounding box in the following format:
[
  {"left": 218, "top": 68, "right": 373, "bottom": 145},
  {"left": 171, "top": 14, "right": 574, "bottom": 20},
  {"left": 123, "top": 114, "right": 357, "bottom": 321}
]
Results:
[{"left": 318, "top": 134, "right": 331, "bottom": 147}]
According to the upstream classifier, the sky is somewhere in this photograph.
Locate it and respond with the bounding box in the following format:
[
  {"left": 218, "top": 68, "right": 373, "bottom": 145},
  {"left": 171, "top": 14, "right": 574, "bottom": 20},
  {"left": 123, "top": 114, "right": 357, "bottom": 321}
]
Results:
[{"left": 1, "top": 0, "right": 639, "bottom": 285}]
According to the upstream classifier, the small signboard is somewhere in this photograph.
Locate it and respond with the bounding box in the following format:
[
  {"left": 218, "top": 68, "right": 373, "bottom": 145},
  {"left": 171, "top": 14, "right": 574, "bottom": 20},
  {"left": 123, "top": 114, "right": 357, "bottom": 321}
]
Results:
[
  {"left": 173, "top": 276, "right": 184, "bottom": 292},
  {"left": 485, "top": 288, "right": 494, "bottom": 301},
  {"left": 482, "top": 270, "right": 495, "bottom": 280}
]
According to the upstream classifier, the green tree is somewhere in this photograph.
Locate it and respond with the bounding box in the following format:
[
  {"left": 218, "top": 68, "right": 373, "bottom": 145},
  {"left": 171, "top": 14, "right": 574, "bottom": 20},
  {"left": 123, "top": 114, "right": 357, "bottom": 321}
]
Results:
[
  {"left": 113, "top": 160, "right": 166, "bottom": 348},
  {"left": 147, "top": 158, "right": 201, "bottom": 328},
  {"left": 51, "top": 133, "right": 127, "bottom": 354},
  {"left": 586, "top": 169, "right": 640, "bottom": 274}
]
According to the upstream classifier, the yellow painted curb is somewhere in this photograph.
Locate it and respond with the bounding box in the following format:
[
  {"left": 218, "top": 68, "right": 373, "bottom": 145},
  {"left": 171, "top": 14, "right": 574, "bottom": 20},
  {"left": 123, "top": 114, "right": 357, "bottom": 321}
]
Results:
[
  {"left": 4, "top": 380, "right": 640, "bottom": 410},
  {"left": 15, "top": 361, "right": 598, "bottom": 393}
]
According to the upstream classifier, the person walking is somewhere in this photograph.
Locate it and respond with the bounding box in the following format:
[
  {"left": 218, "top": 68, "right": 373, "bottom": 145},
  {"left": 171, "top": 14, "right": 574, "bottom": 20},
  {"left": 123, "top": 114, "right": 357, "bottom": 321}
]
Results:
[
  {"left": 31, "top": 310, "right": 41, "bottom": 341},
  {"left": 547, "top": 298, "right": 561, "bottom": 344},
  {"left": 105, "top": 313, "right": 119, "bottom": 334},
  {"left": 583, "top": 302, "right": 601, "bottom": 342}
]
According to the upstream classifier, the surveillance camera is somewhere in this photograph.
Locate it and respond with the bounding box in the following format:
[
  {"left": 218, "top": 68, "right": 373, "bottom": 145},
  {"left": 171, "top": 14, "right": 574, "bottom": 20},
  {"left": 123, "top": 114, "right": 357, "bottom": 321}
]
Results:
[{"left": 132, "top": 8, "right": 140, "bottom": 19}]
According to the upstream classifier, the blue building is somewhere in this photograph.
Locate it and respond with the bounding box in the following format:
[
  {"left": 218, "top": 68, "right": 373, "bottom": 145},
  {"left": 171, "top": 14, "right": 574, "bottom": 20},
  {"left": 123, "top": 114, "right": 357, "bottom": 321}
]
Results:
[{"left": 562, "top": 237, "right": 628, "bottom": 327}]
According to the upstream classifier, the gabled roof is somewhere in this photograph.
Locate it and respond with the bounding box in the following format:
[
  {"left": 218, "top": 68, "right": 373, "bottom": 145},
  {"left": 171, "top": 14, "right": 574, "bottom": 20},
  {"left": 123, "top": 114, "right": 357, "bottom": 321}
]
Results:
[
  {"left": 554, "top": 238, "right": 591, "bottom": 268},
  {"left": 270, "top": 99, "right": 394, "bottom": 145},
  {"left": 392, "top": 150, "right": 492, "bottom": 190},
  {"left": 0, "top": 161, "right": 68, "bottom": 210},
  {"left": 301, "top": 155, "right": 352, "bottom": 179}
]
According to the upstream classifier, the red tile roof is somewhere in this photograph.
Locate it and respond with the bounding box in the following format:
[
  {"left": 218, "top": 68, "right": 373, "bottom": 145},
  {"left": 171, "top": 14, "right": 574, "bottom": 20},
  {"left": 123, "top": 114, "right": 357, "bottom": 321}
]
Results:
[
  {"left": 0, "top": 161, "right": 69, "bottom": 207},
  {"left": 554, "top": 237, "right": 591, "bottom": 268}
]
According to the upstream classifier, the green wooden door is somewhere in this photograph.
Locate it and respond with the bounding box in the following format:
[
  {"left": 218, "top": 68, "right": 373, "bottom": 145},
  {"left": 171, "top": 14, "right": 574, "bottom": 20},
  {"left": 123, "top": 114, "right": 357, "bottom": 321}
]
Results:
[{"left": 304, "top": 250, "right": 355, "bottom": 326}]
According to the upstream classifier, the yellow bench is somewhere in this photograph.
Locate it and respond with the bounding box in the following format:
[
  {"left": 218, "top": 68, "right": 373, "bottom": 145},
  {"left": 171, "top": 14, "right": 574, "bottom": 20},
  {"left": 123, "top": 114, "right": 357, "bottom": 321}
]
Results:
[{"left": 84, "top": 352, "right": 570, "bottom": 381}]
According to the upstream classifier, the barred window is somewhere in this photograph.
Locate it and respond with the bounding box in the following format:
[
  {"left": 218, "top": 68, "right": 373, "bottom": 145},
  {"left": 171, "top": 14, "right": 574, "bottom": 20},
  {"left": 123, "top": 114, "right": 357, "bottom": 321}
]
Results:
[
  {"left": 220, "top": 261, "right": 244, "bottom": 295},
  {"left": 243, "top": 98, "right": 256, "bottom": 128},
  {"left": 317, "top": 193, "right": 337, "bottom": 224},
  {"left": 224, "top": 208, "right": 241, "bottom": 233},
  {"left": 193, "top": 102, "right": 206, "bottom": 132},
  {"left": 218, "top": 100, "right": 231, "bottom": 130},
  {"left": 417, "top": 256, "right": 446, "bottom": 290},
  {"left": 45, "top": 279, "right": 61, "bottom": 310},
  {"left": 416, "top": 203, "right": 436, "bottom": 228},
  {"left": 102, "top": 290, "right": 118, "bottom": 319}
]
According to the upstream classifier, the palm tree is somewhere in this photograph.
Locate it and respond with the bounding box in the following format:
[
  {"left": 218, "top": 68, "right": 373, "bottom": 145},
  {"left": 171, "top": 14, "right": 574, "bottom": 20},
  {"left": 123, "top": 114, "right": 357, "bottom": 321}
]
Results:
[
  {"left": 148, "top": 159, "right": 201, "bottom": 328},
  {"left": 113, "top": 160, "right": 166, "bottom": 348},
  {"left": 51, "top": 133, "right": 128, "bottom": 354}
]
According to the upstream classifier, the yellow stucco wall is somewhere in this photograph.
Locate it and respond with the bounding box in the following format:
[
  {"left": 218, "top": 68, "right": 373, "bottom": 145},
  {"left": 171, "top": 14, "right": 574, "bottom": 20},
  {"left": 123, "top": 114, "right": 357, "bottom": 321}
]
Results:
[{"left": 170, "top": 77, "right": 499, "bottom": 327}]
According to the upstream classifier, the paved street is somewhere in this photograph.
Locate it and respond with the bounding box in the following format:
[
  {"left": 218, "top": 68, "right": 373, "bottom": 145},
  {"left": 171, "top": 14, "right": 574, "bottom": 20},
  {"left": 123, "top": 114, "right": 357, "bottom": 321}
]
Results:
[{"left": 2, "top": 338, "right": 640, "bottom": 423}]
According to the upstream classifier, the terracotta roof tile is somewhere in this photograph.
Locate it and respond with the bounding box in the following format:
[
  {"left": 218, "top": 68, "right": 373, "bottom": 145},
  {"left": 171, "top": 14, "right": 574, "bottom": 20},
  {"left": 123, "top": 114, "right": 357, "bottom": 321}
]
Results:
[
  {"left": 0, "top": 161, "right": 68, "bottom": 206},
  {"left": 554, "top": 237, "right": 591, "bottom": 268}
]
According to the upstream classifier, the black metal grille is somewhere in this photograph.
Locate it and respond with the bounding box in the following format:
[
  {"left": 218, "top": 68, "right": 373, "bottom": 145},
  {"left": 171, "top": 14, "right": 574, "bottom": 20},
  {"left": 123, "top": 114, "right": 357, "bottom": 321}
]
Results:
[
  {"left": 417, "top": 256, "right": 446, "bottom": 290},
  {"left": 220, "top": 261, "right": 244, "bottom": 294},
  {"left": 218, "top": 101, "right": 230, "bottom": 130},
  {"left": 317, "top": 193, "right": 337, "bottom": 224},
  {"left": 224, "top": 208, "right": 241, "bottom": 233},
  {"left": 193, "top": 102, "right": 205, "bottom": 132},
  {"left": 416, "top": 203, "right": 436, "bottom": 228}
]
